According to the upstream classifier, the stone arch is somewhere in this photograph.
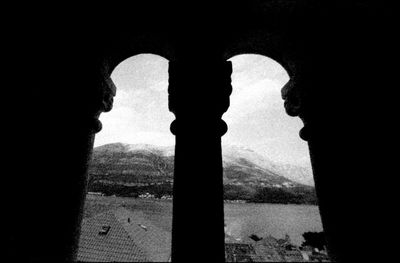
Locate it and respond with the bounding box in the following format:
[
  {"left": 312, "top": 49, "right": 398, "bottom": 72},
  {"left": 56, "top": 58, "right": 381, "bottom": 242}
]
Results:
[
  {"left": 224, "top": 53, "right": 314, "bottom": 185},
  {"left": 99, "top": 53, "right": 169, "bottom": 133},
  {"left": 91, "top": 51, "right": 171, "bottom": 134},
  {"left": 224, "top": 35, "right": 309, "bottom": 141},
  {"left": 101, "top": 32, "right": 174, "bottom": 73}
]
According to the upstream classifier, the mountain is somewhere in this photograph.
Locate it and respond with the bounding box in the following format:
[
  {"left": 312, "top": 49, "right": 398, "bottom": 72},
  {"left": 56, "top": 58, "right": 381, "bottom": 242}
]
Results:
[
  {"left": 272, "top": 164, "right": 314, "bottom": 186},
  {"left": 221, "top": 145, "right": 295, "bottom": 186},
  {"left": 222, "top": 145, "right": 314, "bottom": 186},
  {"left": 88, "top": 143, "right": 317, "bottom": 204},
  {"left": 89, "top": 143, "right": 175, "bottom": 184},
  {"left": 89, "top": 143, "right": 313, "bottom": 187}
]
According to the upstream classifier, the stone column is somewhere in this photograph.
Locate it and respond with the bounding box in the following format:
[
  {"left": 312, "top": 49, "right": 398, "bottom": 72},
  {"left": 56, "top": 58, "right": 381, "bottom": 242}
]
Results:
[
  {"left": 6, "top": 58, "right": 116, "bottom": 261},
  {"left": 66, "top": 66, "right": 116, "bottom": 261},
  {"left": 168, "top": 59, "right": 232, "bottom": 261},
  {"left": 281, "top": 70, "right": 343, "bottom": 262}
]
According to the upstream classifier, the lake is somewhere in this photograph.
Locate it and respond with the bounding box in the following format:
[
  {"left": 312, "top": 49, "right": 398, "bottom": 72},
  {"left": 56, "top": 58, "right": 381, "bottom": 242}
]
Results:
[
  {"left": 224, "top": 203, "right": 323, "bottom": 246},
  {"left": 83, "top": 195, "right": 323, "bottom": 246}
]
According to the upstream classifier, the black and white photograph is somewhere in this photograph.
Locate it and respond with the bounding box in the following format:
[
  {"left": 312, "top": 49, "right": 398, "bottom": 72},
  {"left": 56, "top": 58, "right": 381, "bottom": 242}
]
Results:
[{"left": 5, "top": 1, "right": 396, "bottom": 262}]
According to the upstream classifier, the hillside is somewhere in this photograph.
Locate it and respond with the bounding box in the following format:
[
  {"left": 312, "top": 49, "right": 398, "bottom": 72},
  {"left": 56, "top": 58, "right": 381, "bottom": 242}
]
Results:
[
  {"left": 88, "top": 143, "right": 317, "bottom": 204},
  {"left": 89, "top": 143, "right": 174, "bottom": 184},
  {"left": 222, "top": 145, "right": 314, "bottom": 186}
]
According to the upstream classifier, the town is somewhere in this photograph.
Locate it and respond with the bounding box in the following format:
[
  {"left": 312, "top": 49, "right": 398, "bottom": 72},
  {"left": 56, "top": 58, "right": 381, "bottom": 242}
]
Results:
[{"left": 225, "top": 230, "right": 330, "bottom": 262}]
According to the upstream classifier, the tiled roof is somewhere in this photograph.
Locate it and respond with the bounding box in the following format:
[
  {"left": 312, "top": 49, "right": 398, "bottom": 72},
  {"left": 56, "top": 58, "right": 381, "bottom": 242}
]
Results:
[
  {"left": 225, "top": 233, "right": 242, "bottom": 244},
  {"left": 114, "top": 208, "right": 171, "bottom": 262},
  {"left": 77, "top": 207, "right": 171, "bottom": 262},
  {"left": 225, "top": 243, "right": 264, "bottom": 262}
]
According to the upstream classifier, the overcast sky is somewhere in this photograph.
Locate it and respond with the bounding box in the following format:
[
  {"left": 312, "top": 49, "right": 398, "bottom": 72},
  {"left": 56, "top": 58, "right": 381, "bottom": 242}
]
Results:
[{"left": 94, "top": 54, "right": 310, "bottom": 166}]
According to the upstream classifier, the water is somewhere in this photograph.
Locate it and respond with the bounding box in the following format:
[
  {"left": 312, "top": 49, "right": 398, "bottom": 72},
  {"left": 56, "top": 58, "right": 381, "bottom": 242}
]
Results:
[
  {"left": 84, "top": 195, "right": 323, "bottom": 246},
  {"left": 224, "top": 203, "right": 323, "bottom": 246}
]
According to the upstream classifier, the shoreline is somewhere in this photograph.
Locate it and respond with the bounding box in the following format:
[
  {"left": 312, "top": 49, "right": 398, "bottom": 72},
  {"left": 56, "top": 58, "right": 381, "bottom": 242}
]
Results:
[{"left": 86, "top": 193, "right": 318, "bottom": 206}]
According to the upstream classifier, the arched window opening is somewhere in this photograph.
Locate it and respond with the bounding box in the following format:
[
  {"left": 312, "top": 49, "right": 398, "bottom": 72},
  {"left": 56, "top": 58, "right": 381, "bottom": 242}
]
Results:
[
  {"left": 223, "top": 55, "right": 327, "bottom": 262},
  {"left": 78, "top": 54, "right": 174, "bottom": 262}
]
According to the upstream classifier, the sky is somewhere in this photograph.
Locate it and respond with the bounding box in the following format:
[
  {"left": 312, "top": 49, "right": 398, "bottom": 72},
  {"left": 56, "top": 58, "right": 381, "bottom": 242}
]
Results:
[{"left": 94, "top": 54, "right": 311, "bottom": 167}]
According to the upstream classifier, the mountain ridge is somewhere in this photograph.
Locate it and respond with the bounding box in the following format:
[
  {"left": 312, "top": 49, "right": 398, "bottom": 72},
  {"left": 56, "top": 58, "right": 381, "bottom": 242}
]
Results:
[
  {"left": 91, "top": 142, "right": 313, "bottom": 186},
  {"left": 88, "top": 143, "right": 317, "bottom": 204}
]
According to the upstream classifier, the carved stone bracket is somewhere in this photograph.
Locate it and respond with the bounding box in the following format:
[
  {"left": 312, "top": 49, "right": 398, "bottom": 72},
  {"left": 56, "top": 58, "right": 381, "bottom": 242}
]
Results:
[
  {"left": 88, "top": 64, "right": 116, "bottom": 133},
  {"left": 280, "top": 60, "right": 310, "bottom": 141}
]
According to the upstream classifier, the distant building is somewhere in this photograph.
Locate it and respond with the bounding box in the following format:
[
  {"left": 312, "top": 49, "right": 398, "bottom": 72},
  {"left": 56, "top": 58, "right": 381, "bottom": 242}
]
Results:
[
  {"left": 160, "top": 195, "right": 172, "bottom": 200},
  {"left": 245, "top": 234, "right": 312, "bottom": 262},
  {"left": 77, "top": 207, "right": 171, "bottom": 262},
  {"left": 225, "top": 243, "right": 263, "bottom": 262},
  {"left": 87, "top": 192, "right": 104, "bottom": 196},
  {"left": 225, "top": 231, "right": 264, "bottom": 262},
  {"left": 282, "top": 182, "right": 295, "bottom": 188},
  {"left": 224, "top": 225, "right": 330, "bottom": 262},
  {"left": 138, "top": 193, "right": 155, "bottom": 199}
]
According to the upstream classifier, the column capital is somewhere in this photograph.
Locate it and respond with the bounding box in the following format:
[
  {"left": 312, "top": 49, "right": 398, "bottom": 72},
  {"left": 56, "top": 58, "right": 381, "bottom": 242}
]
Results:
[
  {"left": 168, "top": 59, "right": 232, "bottom": 136},
  {"left": 86, "top": 68, "right": 116, "bottom": 133},
  {"left": 281, "top": 71, "right": 311, "bottom": 141},
  {"left": 170, "top": 118, "right": 228, "bottom": 136}
]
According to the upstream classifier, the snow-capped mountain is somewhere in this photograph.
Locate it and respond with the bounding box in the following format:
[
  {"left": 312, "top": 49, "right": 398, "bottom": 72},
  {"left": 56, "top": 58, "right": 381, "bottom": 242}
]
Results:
[{"left": 90, "top": 143, "right": 314, "bottom": 186}]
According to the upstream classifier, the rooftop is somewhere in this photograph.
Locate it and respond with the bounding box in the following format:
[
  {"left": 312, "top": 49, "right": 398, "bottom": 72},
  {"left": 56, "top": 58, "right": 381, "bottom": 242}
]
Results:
[{"left": 77, "top": 207, "right": 171, "bottom": 262}]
